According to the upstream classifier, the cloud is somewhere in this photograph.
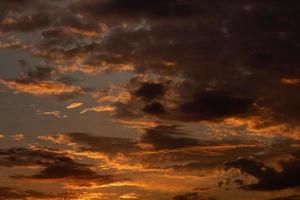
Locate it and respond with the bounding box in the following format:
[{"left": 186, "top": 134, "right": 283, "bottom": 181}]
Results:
[
  {"left": 72, "top": 0, "right": 300, "bottom": 131},
  {"left": 0, "top": 1, "right": 300, "bottom": 198},
  {"left": 177, "top": 91, "right": 253, "bottom": 121},
  {"left": 11, "top": 134, "right": 24, "bottom": 141},
  {"left": 120, "top": 193, "right": 140, "bottom": 199},
  {"left": 0, "top": 187, "right": 75, "bottom": 200},
  {"left": 135, "top": 82, "right": 165, "bottom": 100},
  {"left": 40, "top": 130, "right": 272, "bottom": 172},
  {"left": 66, "top": 102, "right": 83, "bottom": 109},
  {"left": 56, "top": 132, "right": 140, "bottom": 155},
  {"left": 0, "top": 147, "right": 77, "bottom": 167},
  {"left": 1, "top": 79, "right": 82, "bottom": 96},
  {"left": 113, "top": 79, "right": 255, "bottom": 124},
  {"left": 141, "top": 125, "right": 199, "bottom": 150},
  {"left": 0, "top": 13, "right": 51, "bottom": 33},
  {"left": 80, "top": 105, "right": 115, "bottom": 114},
  {"left": 0, "top": 65, "right": 98, "bottom": 100},
  {"left": 269, "top": 195, "right": 300, "bottom": 200},
  {"left": 172, "top": 192, "right": 217, "bottom": 200},
  {"left": 0, "top": 146, "right": 121, "bottom": 187},
  {"left": 73, "top": 0, "right": 215, "bottom": 22},
  {"left": 1, "top": 0, "right": 300, "bottom": 131},
  {"left": 224, "top": 151, "right": 300, "bottom": 191},
  {"left": 38, "top": 110, "right": 67, "bottom": 118}
]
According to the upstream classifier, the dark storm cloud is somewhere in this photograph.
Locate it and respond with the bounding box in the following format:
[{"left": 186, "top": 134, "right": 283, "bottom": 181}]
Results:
[
  {"left": 0, "top": 187, "right": 75, "bottom": 200},
  {"left": 225, "top": 151, "right": 300, "bottom": 191}
]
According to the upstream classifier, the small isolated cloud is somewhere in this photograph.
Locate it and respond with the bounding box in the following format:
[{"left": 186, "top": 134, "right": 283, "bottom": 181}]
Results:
[
  {"left": 66, "top": 102, "right": 83, "bottom": 109},
  {"left": 37, "top": 110, "right": 67, "bottom": 118},
  {"left": 80, "top": 105, "right": 115, "bottom": 114}
]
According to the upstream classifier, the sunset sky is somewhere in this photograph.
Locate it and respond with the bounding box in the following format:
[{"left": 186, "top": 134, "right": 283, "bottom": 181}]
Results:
[{"left": 0, "top": 1, "right": 300, "bottom": 199}]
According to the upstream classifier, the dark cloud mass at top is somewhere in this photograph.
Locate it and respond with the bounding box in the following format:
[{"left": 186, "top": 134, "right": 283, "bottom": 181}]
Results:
[
  {"left": 72, "top": 0, "right": 300, "bottom": 127},
  {"left": 1, "top": 0, "right": 299, "bottom": 126}
]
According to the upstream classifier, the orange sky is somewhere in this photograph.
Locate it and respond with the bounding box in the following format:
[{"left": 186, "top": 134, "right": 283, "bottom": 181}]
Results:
[{"left": 0, "top": 0, "right": 300, "bottom": 199}]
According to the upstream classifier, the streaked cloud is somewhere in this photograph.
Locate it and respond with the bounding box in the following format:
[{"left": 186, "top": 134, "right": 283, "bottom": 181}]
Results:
[
  {"left": 38, "top": 110, "right": 67, "bottom": 118},
  {"left": 80, "top": 105, "right": 115, "bottom": 114},
  {"left": 66, "top": 102, "right": 83, "bottom": 109},
  {"left": 11, "top": 134, "right": 24, "bottom": 141}
]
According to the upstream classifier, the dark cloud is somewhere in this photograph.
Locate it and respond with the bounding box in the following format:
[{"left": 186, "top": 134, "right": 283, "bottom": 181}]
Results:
[
  {"left": 1, "top": 0, "right": 300, "bottom": 199},
  {"left": 135, "top": 82, "right": 165, "bottom": 100},
  {"left": 142, "top": 101, "right": 165, "bottom": 115},
  {"left": 178, "top": 91, "right": 253, "bottom": 121},
  {"left": 0, "top": 187, "right": 75, "bottom": 200},
  {"left": 225, "top": 151, "right": 300, "bottom": 191},
  {"left": 172, "top": 192, "right": 217, "bottom": 200},
  {"left": 0, "top": 147, "right": 73, "bottom": 167},
  {"left": 1, "top": 0, "right": 300, "bottom": 129},
  {"left": 0, "top": 64, "right": 97, "bottom": 99},
  {"left": 141, "top": 126, "right": 199, "bottom": 150},
  {"left": 0, "top": 13, "right": 52, "bottom": 33},
  {"left": 53, "top": 130, "right": 269, "bottom": 171},
  {"left": 83, "top": 0, "right": 300, "bottom": 128},
  {"left": 66, "top": 132, "right": 141, "bottom": 155},
  {"left": 0, "top": 147, "right": 118, "bottom": 186},
  {"left": 1, "top": 0, "right": 298, "bottom": 131},
  {"left": 114, "top": 80, "right": 255, "bottom": 123},
  {"left": 73, "top": 0, "right": 208, "bottom": 22},
  {"left": 269, "top": 195, "right": 300, "bottom": 200},
  {"left": 12, "top": 163, "right": 115, "bottom": 186}
]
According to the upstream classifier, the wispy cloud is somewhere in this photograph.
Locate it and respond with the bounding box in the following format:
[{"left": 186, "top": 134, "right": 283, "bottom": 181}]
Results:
[
  {"left": 80, "top": 105, "right": 115, "bottom": 114},
  {"left": 66, "top": 102, "right": 83, "bottom": 109}
]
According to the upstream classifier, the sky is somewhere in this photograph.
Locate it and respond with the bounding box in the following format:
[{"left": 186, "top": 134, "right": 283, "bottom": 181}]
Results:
[{"left": 0, "top": 0, "right": 300, "bottom": 199}]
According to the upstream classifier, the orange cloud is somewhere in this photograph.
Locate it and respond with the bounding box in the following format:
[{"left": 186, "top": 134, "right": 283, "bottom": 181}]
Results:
[
  {"left": 66, "top": 102, "right": 83, "bottom": 109},
  {"left": 0, "top": 79, "right": 82, "bottom": 96},
  {"left": 80, "top": 105, "right": 115, "bottom": 114}
]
